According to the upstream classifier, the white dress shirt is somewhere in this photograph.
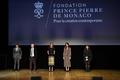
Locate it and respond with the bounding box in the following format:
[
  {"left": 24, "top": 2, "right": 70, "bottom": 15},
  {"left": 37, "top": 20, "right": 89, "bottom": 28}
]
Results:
[
  {"left": 16, "top": 48, "right": 18, "bottom": 51},
  {"left": 30, "top": 48, "right": 34, "bottom": 57}
]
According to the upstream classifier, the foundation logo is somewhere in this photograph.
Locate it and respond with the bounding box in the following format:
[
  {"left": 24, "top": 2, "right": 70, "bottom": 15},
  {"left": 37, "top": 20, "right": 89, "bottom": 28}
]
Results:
[{"left": 34, "top": 1, "right": 44, "bottom": 19}]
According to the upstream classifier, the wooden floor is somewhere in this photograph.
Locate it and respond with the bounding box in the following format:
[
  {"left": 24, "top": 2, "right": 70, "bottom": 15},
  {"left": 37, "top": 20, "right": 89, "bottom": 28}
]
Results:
[{"left": 0, "top": 69, "right": 120, "bottom": 80}]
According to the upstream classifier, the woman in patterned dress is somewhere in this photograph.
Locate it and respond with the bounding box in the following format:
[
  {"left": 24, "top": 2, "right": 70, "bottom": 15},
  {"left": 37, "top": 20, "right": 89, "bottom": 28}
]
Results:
[{"left": 63, "top": 42, "right": 71, "bottom": 71}]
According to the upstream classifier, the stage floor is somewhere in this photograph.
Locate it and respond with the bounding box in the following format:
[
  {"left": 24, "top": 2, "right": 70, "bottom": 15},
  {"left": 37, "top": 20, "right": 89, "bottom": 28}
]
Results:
[{"left": 0, "top": 69, "right": 119, "bottom": 80}]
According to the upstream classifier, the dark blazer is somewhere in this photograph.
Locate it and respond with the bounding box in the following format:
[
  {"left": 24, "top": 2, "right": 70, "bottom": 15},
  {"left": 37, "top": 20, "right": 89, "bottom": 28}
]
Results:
[
  {"left": 83, "top": 48, "right": 92, "bottom": 62},
  {"left": 13, "top": 48, "right": 22, "bottom": 60}
]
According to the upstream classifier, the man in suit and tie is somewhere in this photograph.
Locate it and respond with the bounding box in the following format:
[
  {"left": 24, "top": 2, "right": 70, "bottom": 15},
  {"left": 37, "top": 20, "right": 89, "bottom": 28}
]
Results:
[
  {"left": 30, "top": 43, "right": 37, "bottom": 70},
  {"left": 13, "top": 44, "right": 22, "bottom": 70}
]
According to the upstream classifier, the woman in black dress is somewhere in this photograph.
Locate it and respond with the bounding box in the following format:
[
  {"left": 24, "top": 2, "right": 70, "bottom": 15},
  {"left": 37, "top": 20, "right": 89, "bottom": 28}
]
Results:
[{"left": 47, "top": 42, "right": 55, "bottom": 71}]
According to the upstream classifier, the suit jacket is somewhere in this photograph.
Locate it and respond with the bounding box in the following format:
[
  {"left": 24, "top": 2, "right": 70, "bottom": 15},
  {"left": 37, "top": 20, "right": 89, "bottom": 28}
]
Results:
[
  {"left": 30, "top": 48, "right": 37, "bottom": 58},
  {"left": 13, "top": 48, "right": 22, "bottom": 60},
  {"left": 83, "top": 48, "right": 92, "bottom": 62}
]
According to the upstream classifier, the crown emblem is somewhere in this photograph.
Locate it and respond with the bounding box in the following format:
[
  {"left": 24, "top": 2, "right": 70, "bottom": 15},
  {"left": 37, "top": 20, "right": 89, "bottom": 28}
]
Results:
[{"left": 34, "top": 1, "right": 43, "bottom": 9}]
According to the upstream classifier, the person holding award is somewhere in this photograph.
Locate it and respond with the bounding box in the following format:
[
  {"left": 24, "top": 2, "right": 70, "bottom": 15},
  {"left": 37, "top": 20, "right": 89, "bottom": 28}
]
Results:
[{"left": 83, "top": 45, "right": 92, "bottom": 72}]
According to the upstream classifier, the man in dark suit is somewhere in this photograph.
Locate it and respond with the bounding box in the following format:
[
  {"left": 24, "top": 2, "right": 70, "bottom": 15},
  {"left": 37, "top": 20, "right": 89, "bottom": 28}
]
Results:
[
  {"left": 83, "top": 45, "right": 92, "bottom": 72},
  {"left": 30, "top": 43, "right": 37, "bottom": 70},
  {"left": 13, "top": 44, "right": 22, "bottom": 70}
]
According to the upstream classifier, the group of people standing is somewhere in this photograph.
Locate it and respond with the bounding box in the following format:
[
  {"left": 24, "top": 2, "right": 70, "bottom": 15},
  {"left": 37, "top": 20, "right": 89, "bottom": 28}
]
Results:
[{"left": 13, "top": 42, "right": 92, "bottom": 72}]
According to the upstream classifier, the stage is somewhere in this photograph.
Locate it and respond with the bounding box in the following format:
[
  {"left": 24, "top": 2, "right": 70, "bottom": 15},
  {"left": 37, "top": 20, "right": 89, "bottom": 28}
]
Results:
[{"left": 0, "top": 69, "right": 119, "bottom": 80}]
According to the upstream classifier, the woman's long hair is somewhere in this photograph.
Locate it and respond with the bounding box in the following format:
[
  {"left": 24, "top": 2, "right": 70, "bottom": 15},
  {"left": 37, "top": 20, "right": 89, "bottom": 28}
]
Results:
[{"left": 64, "top": 42, "right": 70, "bottom": 49}]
